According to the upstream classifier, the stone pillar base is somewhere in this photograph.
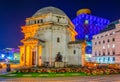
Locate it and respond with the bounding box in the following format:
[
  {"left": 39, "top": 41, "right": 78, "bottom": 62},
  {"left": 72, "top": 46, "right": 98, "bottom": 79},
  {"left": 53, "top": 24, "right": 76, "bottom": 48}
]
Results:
[{"left": 55, "top": 62, "right": 64, "bottom": 68}]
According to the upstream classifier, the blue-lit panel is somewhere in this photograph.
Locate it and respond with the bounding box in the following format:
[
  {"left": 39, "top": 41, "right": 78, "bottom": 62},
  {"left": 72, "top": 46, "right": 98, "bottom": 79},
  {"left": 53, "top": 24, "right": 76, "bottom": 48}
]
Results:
[{"left": 72, "top": 14, "right": 110, "bottom": 41}]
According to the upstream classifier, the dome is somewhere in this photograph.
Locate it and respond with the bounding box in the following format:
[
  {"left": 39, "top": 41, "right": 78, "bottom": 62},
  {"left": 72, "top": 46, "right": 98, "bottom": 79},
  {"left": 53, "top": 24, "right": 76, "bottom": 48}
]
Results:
[
  {"left": 77, "top": 9, "right": 91, "bottom": 16},
  {"left": 33, "top": 6, "right": 66, "bottom": 17}
]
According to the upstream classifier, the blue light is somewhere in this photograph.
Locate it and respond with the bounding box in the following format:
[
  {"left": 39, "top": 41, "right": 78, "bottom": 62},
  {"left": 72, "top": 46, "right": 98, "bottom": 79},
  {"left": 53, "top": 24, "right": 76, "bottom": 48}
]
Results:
[{"left": 72, "top": 14, "right": 110, "bottom": 58}]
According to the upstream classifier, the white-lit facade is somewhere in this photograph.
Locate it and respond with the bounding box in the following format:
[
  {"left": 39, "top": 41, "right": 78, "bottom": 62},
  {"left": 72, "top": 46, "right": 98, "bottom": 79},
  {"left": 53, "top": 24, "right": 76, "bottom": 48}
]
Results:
[{"left": 92, "top": 20, "right": 120, "bottom": 64}]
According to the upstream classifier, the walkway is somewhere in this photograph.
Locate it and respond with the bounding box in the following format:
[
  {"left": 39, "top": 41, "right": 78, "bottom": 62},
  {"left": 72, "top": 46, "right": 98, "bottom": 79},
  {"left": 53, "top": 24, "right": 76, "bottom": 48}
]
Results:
[{"left": 0, "top": 74, "right": 120, "bottom": 82}]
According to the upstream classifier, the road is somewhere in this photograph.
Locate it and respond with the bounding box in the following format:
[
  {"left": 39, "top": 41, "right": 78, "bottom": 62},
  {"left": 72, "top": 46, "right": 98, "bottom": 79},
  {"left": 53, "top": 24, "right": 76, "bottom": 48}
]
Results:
[{"left": 0, "top": 74, "right": 120, "bottom": 82}]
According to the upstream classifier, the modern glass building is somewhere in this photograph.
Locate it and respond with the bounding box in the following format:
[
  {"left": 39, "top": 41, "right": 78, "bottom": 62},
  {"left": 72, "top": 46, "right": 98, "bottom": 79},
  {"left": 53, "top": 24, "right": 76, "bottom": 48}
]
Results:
[{"left": 72, "top": 9, "right": 110, "bottom": 61}]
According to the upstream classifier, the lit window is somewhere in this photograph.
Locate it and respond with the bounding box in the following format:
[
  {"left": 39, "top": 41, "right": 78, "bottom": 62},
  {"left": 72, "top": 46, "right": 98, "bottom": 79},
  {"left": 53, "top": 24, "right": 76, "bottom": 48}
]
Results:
[
  {"left": 113, "top": 57, "right": 115, "bottom": 61},
  {"left": 103, "top": 46, "right": 105, "bottom": 49},
  {"left": 112, "top": 44, "right": 115, "bottom": 48},
  {"left": 113, "top": 32, "right": 115, "bottom": 34},
  {"left": 108, "top": 45, "right": 110, "bottom": 48},
  {"left": 108, "top": 57, "right": 110, "bottom": 61},
  {"left": 85, "top": 20, "right": 89, "bottom": 24}
]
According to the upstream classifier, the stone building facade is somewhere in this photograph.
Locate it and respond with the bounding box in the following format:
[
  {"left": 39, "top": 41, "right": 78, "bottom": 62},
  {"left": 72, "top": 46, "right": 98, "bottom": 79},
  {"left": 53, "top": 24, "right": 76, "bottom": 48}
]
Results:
[{"left": 19, "top": 6, "right": 86, "bottom": 67}]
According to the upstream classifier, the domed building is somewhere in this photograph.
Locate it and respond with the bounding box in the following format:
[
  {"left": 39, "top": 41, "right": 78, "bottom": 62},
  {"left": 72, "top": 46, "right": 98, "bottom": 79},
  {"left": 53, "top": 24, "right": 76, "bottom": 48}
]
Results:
[{"left": 19, "top": 6, "right": 86, "bottom": 67}]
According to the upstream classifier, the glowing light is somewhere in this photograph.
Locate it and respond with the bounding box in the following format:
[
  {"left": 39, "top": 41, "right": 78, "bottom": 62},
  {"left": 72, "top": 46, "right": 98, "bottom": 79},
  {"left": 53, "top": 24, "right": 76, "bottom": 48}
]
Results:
[
  {"left": 113, "top": 44, "right": 115, "bottom": 48},
  {"left": 108, "top": 45, "right": 110, "bottom": 48},
  {"left": 103, "top": 46, "right": 105, "bottom": 49},
  {"left": 1, "top": 54, "right": 5, "bottom": 58}
]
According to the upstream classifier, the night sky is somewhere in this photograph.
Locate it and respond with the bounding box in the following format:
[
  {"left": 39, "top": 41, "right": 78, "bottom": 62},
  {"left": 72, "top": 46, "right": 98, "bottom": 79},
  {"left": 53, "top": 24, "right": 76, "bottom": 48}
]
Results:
[{"left": 0, "top": 0, "right": 120, "bottom": 49}]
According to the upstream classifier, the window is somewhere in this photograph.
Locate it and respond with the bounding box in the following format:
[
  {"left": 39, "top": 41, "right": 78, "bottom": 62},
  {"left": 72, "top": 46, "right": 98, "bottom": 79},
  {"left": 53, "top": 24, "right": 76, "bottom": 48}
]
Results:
[
  {"left": 113, "top": 38, "right": 115, "bottom": 42},
  {"left": 74, "top": 50, "right": 76, "bottom": 54},
  {"left": 108, "top": 39, "right": 110, "bottom": 42},
  {"left": 99, "top": 41, "right": 101, "bottom": 44},
  {"left": 34, "top": 21, "right": 36, "bottom": 24},
  {"left": 103, "top": 46, "right": 105, "bottom": 49},
  {"left": 110, "top": 33, "right": 113, "bottom": 35},
  {"left": 112, "top": 44, "right": 115, "bottom": 48},
  {"left": 108, "top": 52, "right": 110, "bottom": 55},
  {"left": 58, "top": 18, "right": 60, "bottom": 22},
  {"left": 95, "top": 52, "right": 97, "bottom": 56},
  {"left": 103, "top": 58, "right": 105, "bottom": 61},
  {"left": 103, "top": 52, "right": 105, "bottom": 56},
  {"left": 108, "top": 45, "right": 110, "bottom": 48},
  {"left": 101, "top": 36, "right": 103, "bottom": 38},
  {"left": 108, "top": 57, "right": 110, "bottom": 61},
  {"left": 37, "top": 20, "right": 40, "bottom": 23},
  {"left": 99, "top": 52, "right": 101, "bottom": 56},
  {"left": 113, "top": 57, "right": 115, "bottom": 61},
  {"left": 113, "top": 51, "right": 115, "bottom": 55},
  {"left": 57, "top": 37, "right": 60, "bottom": 43},
  {"left": 103, "top": 40, "right": 105, "bottom": 44},
  {"left": 41, "top": 19, "right": 43, "bottom": 23},
  {"left": 95, "top": 42, "right": 97, "bottom": 45}
]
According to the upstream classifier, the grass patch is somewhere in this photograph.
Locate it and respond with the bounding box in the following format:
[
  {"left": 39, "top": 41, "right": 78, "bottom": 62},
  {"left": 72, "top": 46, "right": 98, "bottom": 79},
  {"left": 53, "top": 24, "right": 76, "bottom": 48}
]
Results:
[{"left": 0, "top": 72, "right": 86, "bottom": 78}]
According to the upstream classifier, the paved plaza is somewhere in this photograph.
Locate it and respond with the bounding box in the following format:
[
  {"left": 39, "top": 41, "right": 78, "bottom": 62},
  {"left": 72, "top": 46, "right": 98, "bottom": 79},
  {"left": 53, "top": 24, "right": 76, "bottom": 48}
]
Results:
[{"left": 0, "top": 74, "right": 120, "bottom": 82}]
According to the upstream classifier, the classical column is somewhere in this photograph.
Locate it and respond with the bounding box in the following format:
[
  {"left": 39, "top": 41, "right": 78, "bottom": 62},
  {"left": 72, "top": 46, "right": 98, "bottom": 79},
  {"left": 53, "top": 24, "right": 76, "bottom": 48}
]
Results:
[
  {"left": 24, "top": 45, "right": 26, "bottom": 66},
  {"left": 36, "top": 45, "right": 39, "bottom": 66}
]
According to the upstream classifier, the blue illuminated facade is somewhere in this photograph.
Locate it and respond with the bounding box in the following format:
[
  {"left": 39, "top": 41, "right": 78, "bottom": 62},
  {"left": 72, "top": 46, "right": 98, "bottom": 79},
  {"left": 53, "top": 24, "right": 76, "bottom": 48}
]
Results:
[
  {"left": 72, "top": 13, "right": 110, "bottom": 40},
  {"left": 72, "top": 13, "right": 110, "bottom": 61}
]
